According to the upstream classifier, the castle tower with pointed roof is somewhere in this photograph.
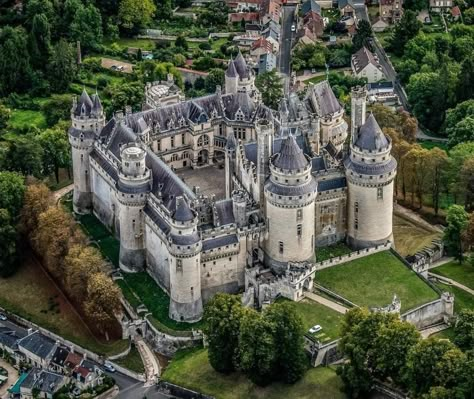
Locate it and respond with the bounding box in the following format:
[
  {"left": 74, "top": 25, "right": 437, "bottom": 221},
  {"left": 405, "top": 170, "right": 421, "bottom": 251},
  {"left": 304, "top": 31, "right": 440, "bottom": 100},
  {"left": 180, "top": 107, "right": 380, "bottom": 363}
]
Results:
[
  {"left": 344, "top": 113, "right": 397, "bottom": 249},
  {"left": 69, "top": 89, "right": 105, "bottom": 214},
  {"left": 224, "top": 52, "right": 259, "bottom": 101},
  {"left": 264, "top": 134, "right": 318, "bottom": 271}
]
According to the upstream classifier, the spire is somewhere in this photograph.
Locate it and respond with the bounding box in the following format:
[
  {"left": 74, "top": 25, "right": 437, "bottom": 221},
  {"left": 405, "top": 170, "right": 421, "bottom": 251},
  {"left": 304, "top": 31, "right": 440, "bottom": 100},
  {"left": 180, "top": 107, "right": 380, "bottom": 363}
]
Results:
[
  {"left": 173, "top": 196, "right": 194, "bottom": 222},
  {"left": 273, "top": 135, "right": 308, "bottom": 170},
  {"left": 354, "top": 113, "right": 389, "bottom": 151},
  {"left": 233, "top": 51, "right": 249, "bottom": 78},
  {"left": 74, "top": 88, "right": 93, "bottom": 116},
  {"left": 91, "top": 91, "right": 103, "bottom": 117},
  {"left": 226, "top": 59, "right": 238, "bottom": 78}
]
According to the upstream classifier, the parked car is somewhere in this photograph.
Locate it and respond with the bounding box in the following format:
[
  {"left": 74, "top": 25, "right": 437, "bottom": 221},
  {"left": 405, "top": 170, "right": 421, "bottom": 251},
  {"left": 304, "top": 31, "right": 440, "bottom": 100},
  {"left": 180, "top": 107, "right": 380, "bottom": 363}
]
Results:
[
  {"left": 309, "top": 325, "right": 322, "bottom": 334},
  {"left": 72, "top": 387, "right": 82, "bottom": 397},
  {"left": 291, "top": 24, "right": 296, "bottom": 32},
  {"left": 103, "top": 361, "right": 116, "bottom": 373},
  {"left": 0, "top": 313, "right": 7, "bottom": 321}
]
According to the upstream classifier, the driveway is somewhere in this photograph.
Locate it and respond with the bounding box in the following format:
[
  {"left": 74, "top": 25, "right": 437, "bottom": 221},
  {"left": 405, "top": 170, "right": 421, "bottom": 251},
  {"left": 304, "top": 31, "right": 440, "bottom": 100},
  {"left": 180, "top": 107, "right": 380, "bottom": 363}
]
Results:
[{"left": 0, "top": 358, "right": 19, "bottom": 399}]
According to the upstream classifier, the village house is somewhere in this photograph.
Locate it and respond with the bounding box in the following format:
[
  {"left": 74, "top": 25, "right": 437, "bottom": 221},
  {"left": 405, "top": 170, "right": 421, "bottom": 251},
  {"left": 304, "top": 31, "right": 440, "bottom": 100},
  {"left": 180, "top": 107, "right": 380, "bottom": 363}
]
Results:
[
  {"left": 430, "top": 0, "right": 453, "bottom": 12},
  {"left": 379, "top": 0, "right": 403, "bottom": 24},
  {"left": 351, "top": 46, "right": 386, "bottom": 83}
]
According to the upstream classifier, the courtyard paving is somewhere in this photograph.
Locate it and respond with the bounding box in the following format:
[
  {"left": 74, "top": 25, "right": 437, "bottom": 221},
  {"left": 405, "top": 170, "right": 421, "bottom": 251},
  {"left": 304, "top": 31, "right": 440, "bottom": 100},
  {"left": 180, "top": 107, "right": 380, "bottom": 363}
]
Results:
[{"left": 176, "top": 164, "right": 226, "bottom": 200}]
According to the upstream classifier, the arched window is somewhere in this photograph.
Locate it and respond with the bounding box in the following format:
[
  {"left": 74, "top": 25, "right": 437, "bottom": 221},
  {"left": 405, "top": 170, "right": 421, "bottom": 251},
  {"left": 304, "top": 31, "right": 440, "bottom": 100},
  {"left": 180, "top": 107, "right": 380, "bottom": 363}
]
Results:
[
  {"left": 171, "top": 154, "right": 179, "bottom": 162},
  {"left": 198, "top": 134, "right": 209, "bottom": 147}
]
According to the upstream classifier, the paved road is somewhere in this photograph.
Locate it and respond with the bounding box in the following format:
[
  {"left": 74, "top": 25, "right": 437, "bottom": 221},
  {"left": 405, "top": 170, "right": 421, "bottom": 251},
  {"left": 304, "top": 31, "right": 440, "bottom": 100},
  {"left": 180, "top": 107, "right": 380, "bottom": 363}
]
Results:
[
  {"left": 279, "top": 5, "right": 296, "bottom": 94},
  {"left": 305, "top": 292, "right": 350, "bottom": 314}
]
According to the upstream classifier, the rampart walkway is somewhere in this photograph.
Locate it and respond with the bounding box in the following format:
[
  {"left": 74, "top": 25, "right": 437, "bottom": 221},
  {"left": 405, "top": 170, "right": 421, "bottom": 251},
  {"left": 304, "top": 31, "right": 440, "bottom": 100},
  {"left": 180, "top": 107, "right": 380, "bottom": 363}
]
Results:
[{"left": 304, "top": 292, "right": 349, "bottom": 314}]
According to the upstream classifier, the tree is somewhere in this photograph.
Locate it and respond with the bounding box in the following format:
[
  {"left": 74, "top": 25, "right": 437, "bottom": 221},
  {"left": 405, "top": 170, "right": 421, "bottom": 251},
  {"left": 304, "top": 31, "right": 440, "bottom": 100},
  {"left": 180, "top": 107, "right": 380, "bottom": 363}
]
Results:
[
  {"left": 70, "top": 4, "right": 103, "bottom": 52},
  {"left": 0, "top": 171, "right": 25, "bottom": 218},
  {"left": 41, "top": 94, "right": 73, "bottom": 127},
  {"left": 6, "top": 134, "right": 44, "bottom": 178},
  {"left": 432, "top": 348, "right": 467, "bottom": 391},
  {"left": 264, "top": 302, "right": 306, "bottom": 383},
  {"left": 47, "top": 39, "right": 77, "bottom": 92},
  {"left": 238, "top": 309, "right": 276, "bottom": 386},
  {"left": 454, "top": 309, "right": 474, "bottom": 351},
  {"left": 447, "top": 116, "right": 474, "bottom": 148},
  {"left": 84, "top": 272, "right": 121, "bottom": 332},
  {"left": 456, "top": 52, "right": 474, "bottom": 102},
  {"left": 404, "top": 338, "right": 456, "bottom": 396},
  {"left": 38, "top": 128, "right": 71, "bottom": 183},
  {"left": 465, "top": 8, "right": 474, "bottom": 25},
  {"left": 447, "top": 142, "right": 474, "bottom": 203},
  {"left": 389, "top": 10, "right": 422, "bottom": 56},
  {"left": 198, "top": 0, "right": 230, "bottom": 28},
  {"left": 0, "top": 209, "right": 18, "bottom": 277},
  {"left": 19, "top": 183, "right": 51, "bottom": 234},
  {"left": 203, "top": 293, "right": 244, "bottom": 373},
  {"left": 0, "top": 26, "right": 32, "bottom": 95},
  {"left": 352, "top": 20, "right": 373, "bottom": 51},
  {"left": 463, "top": 213, "right": 474, "bottom": 252},
  {"left": 29, "top": 13, "right": 51, "bottom": 69},
  {"left": 204, "top": 68, "right": 225, "bottom": 93},
  {"left": 403, "top": 146, "right": 430, "bottom": 207},
  {"left": 104, "top": 81, "right": 145, "bottom": 112},
  {"left": 175, "top": 35, "right": 188, "bottom": 51},
  {"left": 64, "top": 245, "right": 106, "bottom": 302},
  {"left": 426, "top": 148, "right": 449, "bottom": 215},
  {"left": 118, "top": 0, "right": 156, "bottom": 31},
  {"left": 460, "top": 158, "right": 474, "bottom": 211},
  {"left": 0, "top": 103, "right": 11, "bottom": 130},
  {"left": 444, "top": 205, "right": 469, "bottom": 261},
  {"left": 255, "top": 69, "right": 283, "bottom": 110}
]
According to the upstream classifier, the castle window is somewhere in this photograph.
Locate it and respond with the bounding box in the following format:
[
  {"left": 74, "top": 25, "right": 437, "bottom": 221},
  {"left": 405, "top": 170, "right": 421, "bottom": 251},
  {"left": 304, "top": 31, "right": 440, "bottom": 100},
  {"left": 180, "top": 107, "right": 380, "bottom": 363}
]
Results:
[
  {"left": 136, "top": 162, "right": 140, "bottom": 167},
  {"left": 354, "top": 219, "right": 358, "bottom": 230},
  {"left": 171, "top": 136, "right": 175, "bottom": 148},
  {"left": 182, "top": 134, "right": 185, "bottom": 145},
  {"left": 354, "top": 202, "right": 359, "bottom": 213},
  {"left": 176, "top": 259, "right": 183, "bottom": 271},
  {"left": 279, "top": 241, "right": 284, "bottom": 254},
  {"left": 229, "top": 257, "right": 232, "bottom": 261},
  {"left": 80, "top": 154, "right": 84, "bottom": 163},
  {"left": 157, "top": 140, "right": 161, "bottom": 151},
  {"left": 198, "top": 134, "right": 209, "bottom": 147},
  {"left": 297, "top": 224, "right": 302, "bottom": 237},
  {"left": 377, "top": 187, "right": 383, "bottom": 200},
  {"left": 125, "top": 162, "right": 129, "bottom": 167},
  {"left": 297, "top": 209, "right": 302, "bottom": 220}
]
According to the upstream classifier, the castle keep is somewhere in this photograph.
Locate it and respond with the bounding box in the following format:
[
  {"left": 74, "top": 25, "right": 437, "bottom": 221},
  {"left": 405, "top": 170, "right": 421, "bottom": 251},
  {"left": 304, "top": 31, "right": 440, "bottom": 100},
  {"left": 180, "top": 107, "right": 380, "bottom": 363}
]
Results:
[{"left": 69, "top": 54, "right": 397, "bottom": 322}]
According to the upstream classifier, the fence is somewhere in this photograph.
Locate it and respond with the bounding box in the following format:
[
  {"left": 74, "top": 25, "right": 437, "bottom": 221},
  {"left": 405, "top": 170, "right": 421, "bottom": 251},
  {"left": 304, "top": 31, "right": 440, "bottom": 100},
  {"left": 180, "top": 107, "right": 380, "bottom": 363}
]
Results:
[{"left": 157, "top": 381, "right": 215, "bottom": 399}]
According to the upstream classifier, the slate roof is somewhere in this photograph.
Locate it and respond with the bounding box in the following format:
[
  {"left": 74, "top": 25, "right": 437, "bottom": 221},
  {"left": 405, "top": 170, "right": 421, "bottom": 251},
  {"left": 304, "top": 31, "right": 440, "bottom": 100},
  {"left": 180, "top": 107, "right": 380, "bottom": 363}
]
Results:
[
  {"left": 18, "top": 331, "right": 56, "bottom": 360},
  {"left": 234, "top": 52, "right": 251, "bottom": 79},
  {"left": 338, "top": 0, "right": 355, "bottom": 9},
  {"left": 265, "top": 179, "right": 318, "bottom": 196},
  {"left": 202, "top": 234, "right": 239, "bottom": 251},
  {"left": 311, "top": 156, "right": 327, "bottom": 172},
  {"left": 173, "top": 196, "right": 195, "bottom": 222},
  {"left": 74, "top": 89, "right": 93, "bottom": 116},
  {"left": 273, "top": 135, "right": 309, "bottom": 170},
  {"left": 305, "top": 81, "right": 342, "bottom": 116},
  {"left": 91, "top": 93, "right": 103, "bottom": 117},
  {"left": 21, "top": 367, "right": 65, "bottom": 395},
  {"left": 301, "top": 0, "right": 321, "bottom": 15},
  {"left": 214, "top": 199, "right": 235, "bottom": 226},
  {"left": 318, "top": 177, "right": 347, "bottom": 191},
  {"left": 344, "top": 157, "right": 397, "bottom": 175},
  {"left": 144, "top": 204, "right": 171, "bottom": 235},
  {"left": 51, "top": 347, "right": 70, "bottom": 368},
  {"left": 352, "top": 47, "right": 381, "bottom": 74},
  {"left": 0, "top": 332, "right": 18, "bottom": 350},
  {"left": 226, "top": 59, "right": 238, "bottom": 78},
  {"left": 243, "top": 135, "right": 309, "bottom": 165},
  {"left": 354, "top": 113, "right": 389, "bottom": 151}
]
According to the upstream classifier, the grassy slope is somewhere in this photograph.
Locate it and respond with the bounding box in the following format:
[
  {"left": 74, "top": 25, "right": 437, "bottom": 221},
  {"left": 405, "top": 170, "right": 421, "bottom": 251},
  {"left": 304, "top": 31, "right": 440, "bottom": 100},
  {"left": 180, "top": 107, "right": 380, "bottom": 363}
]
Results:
[
  {"left": 281, "top": 299, "right": 343, "bottom": 343},
  {"left": 8, "top": 109, "right": 47, "bottom": 130},
  {"left": 392, "top": 214, "right": 441, "bottom": 257},
  {"left": 0, "top": 257, "right": 128, "bottom": 356},
  {"left": 162, "top": 348, "right": 346, "bottom": 399},
  {"left": 315, "top": 251, "right": 439, "bottom": 312},
  {"left": 433, "top": 282, "right": 474, "bottom": 313},
  {"left": 431, "top": 261, "right": 474, "bottom": 291},
  {"left": 316, "top": 243, "right": 353, "bottom": 263},
  {"left": 114, "top": 346, "right": 145, "bottom": 374}
]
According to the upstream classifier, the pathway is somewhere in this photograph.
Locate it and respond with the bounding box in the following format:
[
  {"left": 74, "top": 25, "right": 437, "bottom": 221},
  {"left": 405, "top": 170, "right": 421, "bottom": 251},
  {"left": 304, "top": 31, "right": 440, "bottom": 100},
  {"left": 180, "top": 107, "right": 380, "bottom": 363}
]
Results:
[
  {"left": 394, "top": 204, "right": 444, "bottom": 233},
  {"left": 428, "top": 257, "right": 455, "bottom": 270},
  {"left": 135, "top": 338, "right": 161, "bottom": 385},
  {"left": 53, "top": 183, "right": 74, "bottom": 203},
  {"left": 428, "top": 272, "right": 474, "bottom": 296},
  {"left": 0, "top": 358, "right": 19, "bottom": 399},
  {"left": 420, "top": 323, "right": 450, "bottom": 339},
  {"left": 305, "top": 292, "right": 349, "bottom": 314}
]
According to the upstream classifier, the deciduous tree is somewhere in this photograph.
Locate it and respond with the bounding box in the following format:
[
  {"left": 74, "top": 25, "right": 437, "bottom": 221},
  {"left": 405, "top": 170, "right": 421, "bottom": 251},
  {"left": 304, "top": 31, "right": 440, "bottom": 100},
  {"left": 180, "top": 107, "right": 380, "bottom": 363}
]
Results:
[
  {"left": 0, "top": 103, "right": 11, "bottom": 131},
  {"left": 389, "top": 10, "right": 422, "bottom": 56},
  {"left": 118, "top": 0, "right": 156, "bottom": 31},
  {"left": 19, "top": 183, "right": 50, "bottom": 234},
  {"left": 0, "top": 209, "right": 18, "bottom": 277},
  {"left": 70, "top": 4, "right": 103, "bottom": 52},
  {"left": 5, "top": 134, "right": 44, "bottom": 178},
  {"left": 444, "top": 205, "right": 469, "bottom": 261},
  {"left": 0, "top": 171, "right": 25, "bottom": 218},
  {"left": 426, "top": 148, "right": 449, "bottom": 215},
  {"left": 47, "top": 39, "right": 77, "bottom": 92},
  {"left": 447, "top": 116, "right": 474, "bottom": 148},
  {"left": 255, "top": 69, "right": 283, "bottom": 110},
  {"left": 454, "top": 309, "right": 474, "bottom": 351},
  {"left": 38, "top": 128, "right": 71, "bottom": 183}
]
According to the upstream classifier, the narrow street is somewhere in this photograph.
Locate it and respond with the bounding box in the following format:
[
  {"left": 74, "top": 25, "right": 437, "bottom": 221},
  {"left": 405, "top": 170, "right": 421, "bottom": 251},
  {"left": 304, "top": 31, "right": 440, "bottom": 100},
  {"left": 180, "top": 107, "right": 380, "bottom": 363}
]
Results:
[{"left": 279, "top": 5, "right": 296, "bottom": 94}]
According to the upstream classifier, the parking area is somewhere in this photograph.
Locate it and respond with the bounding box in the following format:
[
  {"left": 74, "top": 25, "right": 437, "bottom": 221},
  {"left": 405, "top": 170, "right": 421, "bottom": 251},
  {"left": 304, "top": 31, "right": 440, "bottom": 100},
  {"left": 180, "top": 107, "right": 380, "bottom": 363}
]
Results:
[
  {"left": 101, "top": 58, "right": 134, "bottom": 74},
  {"left": 0, "top": 358, "right": 19, "bottom": 399}
]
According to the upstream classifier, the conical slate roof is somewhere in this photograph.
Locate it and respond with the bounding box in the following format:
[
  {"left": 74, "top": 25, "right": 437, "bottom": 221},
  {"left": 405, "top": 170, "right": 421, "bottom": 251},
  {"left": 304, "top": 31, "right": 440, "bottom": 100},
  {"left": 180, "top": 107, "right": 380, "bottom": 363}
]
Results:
[
  {"left": 355, "top": 113, "right": 389, "bottom": 151},
  {"left": 234, "top": 52, "right": 249, "bottom": 78},
  {"left": 273, "top": 135, "right": 308, "bottom": 170},
  {"left": 91, "top": 92, "right": 103, "bottom": 116},
  {"left": 226, "top": 59, "right": 238, "bottom": 78},
  {"left": 173, "top": 196, "right": 194, "bottom": 222},
  {"left": 74, "top": 88, "right": 93, "bottom": 116}
]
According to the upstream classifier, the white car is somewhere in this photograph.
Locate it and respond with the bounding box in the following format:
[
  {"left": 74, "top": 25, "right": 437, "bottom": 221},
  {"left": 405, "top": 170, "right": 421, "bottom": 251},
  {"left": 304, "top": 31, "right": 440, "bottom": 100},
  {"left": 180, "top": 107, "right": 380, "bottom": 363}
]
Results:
[
  {"left": 103, "top": 361, "right": 116, "bottom": 373},
  {"left": 309, "top": 325, "right": 322, "bottom": 334},
  {"left": 0, "top": 313, "right": 7, "bottom": 321},
  {"left": 291, "top": 24, "right": 296, "bottom": 32}
]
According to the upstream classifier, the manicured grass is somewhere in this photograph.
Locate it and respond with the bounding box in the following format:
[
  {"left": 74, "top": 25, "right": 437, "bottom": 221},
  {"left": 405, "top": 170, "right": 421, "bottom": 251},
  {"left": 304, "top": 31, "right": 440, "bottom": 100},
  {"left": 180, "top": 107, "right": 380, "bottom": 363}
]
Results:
[
  {"left": 393, "top": 214, "right": 441, "bottom": 257},
  {"left": 315, "top": 251, "right": 439, "bottom": 312},
  {"left": 0, "top": 257, "right": 128, "bottom": 356},
  {"left": 433, "top": 282, "right": 474, "bottom": 313},
  {"left": 122, "top": 272, "right": 204, "bottom": 331},
  {"left": 104, "top": 38, "right": 157, "bottom": 51},
  {"left": 419, "top": 140, "right": 449, "bottom": 152},
  {"left": 279, "top": 299, "right": 343, "bottom": 343},
  {"left": 316, "top": 243, "right": 353, "bottom": 263},
  {"left": 162, "top": 347, "right": 346, "bottom": 399},
  {"left": 432, "top": 327, "right": 456, "bottom": 341},
  {"left": 115, "top": 345, "right": 145, "bottom": 374},
  {"left": 8, "top": 109, "right": 47, "bottom": 130},
  {"left": 431, "top": 261, "right": 474, "bottom": 291}
]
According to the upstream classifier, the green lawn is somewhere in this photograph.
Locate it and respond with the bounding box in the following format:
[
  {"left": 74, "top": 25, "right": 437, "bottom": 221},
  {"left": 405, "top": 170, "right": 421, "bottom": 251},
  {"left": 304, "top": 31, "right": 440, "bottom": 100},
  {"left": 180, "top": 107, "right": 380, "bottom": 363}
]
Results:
[
  {"left": 431, "top": 261, "right": 474, "bottom": 291},
  {"left": 162, "top": 348, "right": 346, "bottom": 399},
  {"left": 418, "top": 140, "right": 449, "bottom": 152},
  {"left": 433, "top": 282, "right": 474, "bottom": 313},
  {"left": 316, "top": 243, "right": 353, "bottom": 263},
  {"left": 114, "top": 345, "right": 145, "bottom": 374},
  {"left": 121, "top": 272, "right": 204, "bottom": 332},
  {"left": 8, "top": 109, "right": 47, "bottom": 130},
  {"left": 0, "top": 256, "right": 128, "bottom": 356},
  {"left": 315, "top": 251, "right": 439, "bottom": 312},
  {"left": 104, "top": 38, "right": 157, "bottom": 51},
  {"left": 432, "top": 327, "right": 456, "bottom": 341},
  {"left": 279, "top": 299, "right": 343, "bottom": 343}
]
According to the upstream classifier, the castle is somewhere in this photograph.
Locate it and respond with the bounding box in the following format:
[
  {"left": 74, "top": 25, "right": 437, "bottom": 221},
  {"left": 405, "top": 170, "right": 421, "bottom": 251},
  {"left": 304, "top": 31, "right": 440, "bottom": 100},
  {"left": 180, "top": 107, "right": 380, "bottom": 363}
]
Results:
[{"left": 69, "top": 53, "right": 397, "bottom": 322}]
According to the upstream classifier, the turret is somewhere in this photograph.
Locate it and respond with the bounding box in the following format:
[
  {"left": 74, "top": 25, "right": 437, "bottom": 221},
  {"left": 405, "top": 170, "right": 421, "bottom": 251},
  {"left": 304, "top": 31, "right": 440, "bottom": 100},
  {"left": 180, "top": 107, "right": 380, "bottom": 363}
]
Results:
[
  {"left": 344, "top": 114, "right": 397, "bottom": 249},
  {"left": 232, "top": 190, "right": 247, "bottom": 228},
  {"left": 225, "top": 59, "right": 238, "bottom": 95},
  {"left": 168, "top": 196, "right": 203, "bottom": 322},
  {"left": 264, "top": 135, "right": 317, "bottom": 272},
  {"left": 256, "top": 119, "right": 273, "bottom": 206},
  {"left": 69, "top": 89, "right": 105, "bottom": 214},
  {"left": 351, "top": 86, "right": 367, "bottom": 142},
  {"left": 116, "top": 143, "right": 151, "bottom": 272}
]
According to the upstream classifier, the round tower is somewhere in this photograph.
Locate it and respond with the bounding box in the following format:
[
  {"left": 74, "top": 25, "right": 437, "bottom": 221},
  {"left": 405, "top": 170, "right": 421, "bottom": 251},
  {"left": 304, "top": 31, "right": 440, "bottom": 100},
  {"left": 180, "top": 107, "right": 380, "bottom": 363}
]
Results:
[
  {"left": 344, "top": 114, "right": 397, "bottom": 249},
  {"left": 69, "top": 89, "right": 105, "bottom": 214},
  {"left": 232, "top": 190, "right": 247, "bottom": 228},
  {"left": 117, "top": 143, "right": 151, "bottom": 272},
  {"left": 264, "top": 135, "right": 318, "bottom": 273},
  {"left": 350, "top": 86, "right": 367, "bottom": 141},
  {"left": 168, "top": 196, "right": 203, "bottom": 322}
]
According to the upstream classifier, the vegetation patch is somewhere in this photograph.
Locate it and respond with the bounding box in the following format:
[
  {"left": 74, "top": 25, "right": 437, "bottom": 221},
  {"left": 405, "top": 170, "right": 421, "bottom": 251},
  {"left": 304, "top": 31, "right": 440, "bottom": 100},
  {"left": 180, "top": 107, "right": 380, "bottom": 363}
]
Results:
[
  {"left": 162, "top": 347, "right": 345, "bottom": 399},
  {"left": 431, "top": 261, "right": 474, "bottom": 291},
  {"left": 114, "top": 345, "right": 145, "bottom": 374},
  {"left": 433, "top": 282, "right": 474, "bottom": 313},
  {"left": 315, "top": 242, "right": 353, "bottom": 262},
  {"left": 315, "top": 251, "right": 439, "bottom": 312},
  {"left": 393, "top": 214, "right": 441, "bottom": 256},
  {"left": 8, "top": 109, "right": 47, "bottom": 130}
]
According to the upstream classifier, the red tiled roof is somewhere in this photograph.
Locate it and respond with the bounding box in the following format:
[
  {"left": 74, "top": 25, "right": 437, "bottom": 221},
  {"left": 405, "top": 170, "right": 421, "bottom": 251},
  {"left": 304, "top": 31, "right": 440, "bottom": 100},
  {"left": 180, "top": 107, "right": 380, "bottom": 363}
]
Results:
[
  {"left": 451, "top": 6, "right": 461, "bottom": 16},
  {"left": 229, "top": 12, "right": 260, "bottom": 22},
  {"left": 251, "top": 37, "right": 272, "bottom": 51},
  {"left": 73, "top": 366, "right": 91, "bottom": 379}
]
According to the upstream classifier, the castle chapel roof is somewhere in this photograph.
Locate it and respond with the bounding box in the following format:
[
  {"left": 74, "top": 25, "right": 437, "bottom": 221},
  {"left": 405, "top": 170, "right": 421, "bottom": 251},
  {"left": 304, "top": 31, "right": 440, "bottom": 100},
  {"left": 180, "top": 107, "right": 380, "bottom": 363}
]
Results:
[
  {"left": 273, "top": 135, "right": 309, "bottom": 170},
  {"left": 354, "top": 113, "right": 389, "bottom": 151}
]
